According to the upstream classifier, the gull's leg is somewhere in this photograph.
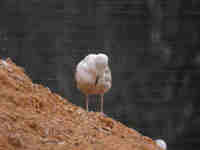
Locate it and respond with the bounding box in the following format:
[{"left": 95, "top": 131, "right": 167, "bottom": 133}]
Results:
[
  {"left": 100, "top": 94, "right": 104, "bottom": 113},
  {"left": 86, "top": 94, "right": 89, "bottom": 112}
]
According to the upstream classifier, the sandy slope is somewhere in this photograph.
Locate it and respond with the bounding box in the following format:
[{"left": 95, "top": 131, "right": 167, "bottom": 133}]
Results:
[{"left": 0, "top": 58, "right": 162, "bottom": 150}]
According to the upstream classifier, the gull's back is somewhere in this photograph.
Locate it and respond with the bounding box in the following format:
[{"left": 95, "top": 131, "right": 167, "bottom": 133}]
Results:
[
  {"left": 75, "top": 55, "right": 97, "bottom": 94},
  {"left": 75, "top": 53, "right": 112, "bottom": 95}
]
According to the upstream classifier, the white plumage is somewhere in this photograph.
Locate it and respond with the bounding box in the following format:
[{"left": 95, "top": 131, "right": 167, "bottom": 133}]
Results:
[
  {"left": 155, "top": 139, "right": 167, "bottom": 150},
  {"left": 75, "top": 53, "right": 112, "bottom": 113},
  {"left": 1, "top": 60, "right": 8, "bottom": 66}
]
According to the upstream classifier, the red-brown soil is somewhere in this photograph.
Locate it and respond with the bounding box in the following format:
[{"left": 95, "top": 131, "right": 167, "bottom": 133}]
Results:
[{"left": 0, "top": 58, "right": 162, "bottom": 150}]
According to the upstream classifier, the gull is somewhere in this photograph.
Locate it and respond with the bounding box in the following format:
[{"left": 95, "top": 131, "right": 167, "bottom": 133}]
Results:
[
  {"left": 1, "top": 60, "right": 8, "bottom": 66},
  {"left": 155, "top": 139, "right": 167, "bottom": 150},
  {"left": 0, "top": 59, "right": 9, "bottom": 68},
  {"left": 75, "top": 53, "right": 112, "bottom": 114}
]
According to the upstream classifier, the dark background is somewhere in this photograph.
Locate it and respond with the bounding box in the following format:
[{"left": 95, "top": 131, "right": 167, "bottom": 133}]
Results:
[{"left": 0, "top": 0, "right": 200, "bottom": 149}]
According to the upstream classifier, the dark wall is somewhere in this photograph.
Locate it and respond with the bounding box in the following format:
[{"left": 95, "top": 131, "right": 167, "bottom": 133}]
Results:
[{"left": 0, "top": 0, "right": 200, "bottom": 149}]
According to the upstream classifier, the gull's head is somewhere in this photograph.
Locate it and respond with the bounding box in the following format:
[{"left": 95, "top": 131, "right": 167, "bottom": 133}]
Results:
[
  {"left": 95, "top": 53, "right": 108, "bottom": 70},
  {"left": 155, "top": 139, "right": 167, "bottom": 150}
]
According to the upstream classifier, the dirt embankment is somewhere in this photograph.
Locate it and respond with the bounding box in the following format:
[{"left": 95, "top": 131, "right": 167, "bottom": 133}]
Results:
[{"left": 0, "top": 58, "right": 162, "bottom": 150}]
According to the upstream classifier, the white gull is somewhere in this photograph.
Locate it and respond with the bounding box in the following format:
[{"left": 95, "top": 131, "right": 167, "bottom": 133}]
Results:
[
  {"left": 75, "top": 53, "right": 112, "bottom": 113},
  {"left": 155, "top": 139, "right": 167, "bottom": 150}
]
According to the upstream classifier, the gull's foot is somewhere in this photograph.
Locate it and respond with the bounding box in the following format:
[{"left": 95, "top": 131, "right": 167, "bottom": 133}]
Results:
[
  {"left": 100, "top": 112, "right": 107, "bottom": 117},
  {"left": 86, "top": 110, "right": 92, "bottom": 112}
]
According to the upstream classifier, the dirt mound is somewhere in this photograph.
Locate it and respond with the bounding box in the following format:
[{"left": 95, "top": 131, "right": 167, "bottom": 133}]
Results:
[{"left": 0, "top": 58, "right": 162, "bottom": 150}]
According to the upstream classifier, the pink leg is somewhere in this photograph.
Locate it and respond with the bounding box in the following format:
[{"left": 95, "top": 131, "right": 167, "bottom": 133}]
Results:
[
  {"left": 86, "top": 95, "right": 89, "bottom": 112},
  {"left": 100, "top": 94, "right": 104, "bottom": 113}
]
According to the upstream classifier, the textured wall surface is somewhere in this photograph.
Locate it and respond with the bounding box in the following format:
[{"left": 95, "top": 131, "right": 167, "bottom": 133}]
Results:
[{"left": 0, "top": 0, "right": 200, "bottom": 149}]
